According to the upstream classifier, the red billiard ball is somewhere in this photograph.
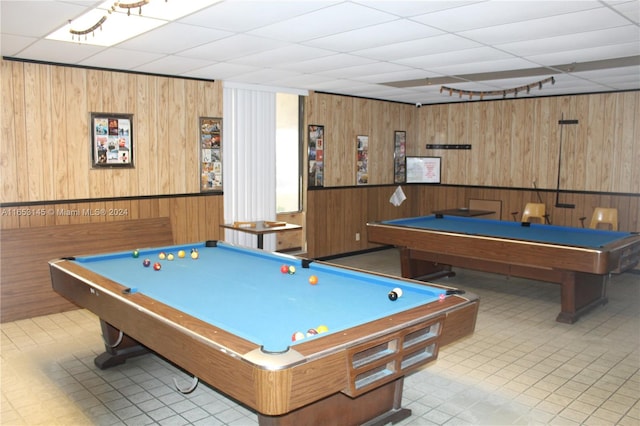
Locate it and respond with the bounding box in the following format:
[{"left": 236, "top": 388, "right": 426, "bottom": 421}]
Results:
[
  {"left": 153, "top": 262, "right": 161, "bottom": 271},
  {"left": 292, "top": 331, "right": 305, "bottom": 341},
  {"left": 280, "top": 265, "right": 289, "bottom": 274},
  {"left": 309, "top": 275, "right": 318, "bottom": 285},
  {"left": 142, "top": 259, "right": 151, "bottom": 267}
]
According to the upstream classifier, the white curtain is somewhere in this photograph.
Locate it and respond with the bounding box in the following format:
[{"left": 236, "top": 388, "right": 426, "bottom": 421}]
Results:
[{"left": 223, "top": 83, "right": 277, "bottom": 250}]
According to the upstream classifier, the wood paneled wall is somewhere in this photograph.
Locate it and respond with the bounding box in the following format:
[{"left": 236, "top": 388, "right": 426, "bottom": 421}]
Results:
[
  {"left": 305, "top": 93, "right": 416, "bottom": 186},
  {"left": 0, "top": 195, "right": 224, "bottom": 243},
  {"left": 415, "top": 93, "right": 640, "bottom": 193},
  {"left": 1, "top": 59, "right": 222, "bottom": 202},
  {"left": 305, "top": 91, "right": 639, "bottom": 194}
]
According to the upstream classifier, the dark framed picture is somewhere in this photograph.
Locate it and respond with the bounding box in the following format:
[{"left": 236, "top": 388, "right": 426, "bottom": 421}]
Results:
[
  {"left": 393, "top": 130, "right": 406, "bottom": 183},
  {"left": 406, "top": 156, "right": 441, "bottom": 183},
  {"left": 200, "top": 117, "right": 223, "bottom": 192},
  {"left": 308, "top": 124, "right": 324, "bottom": 187},
  {"left": 356, "top": 135, "right": 368, "bottom": 185},
  {"left": 91, "top": 113, "right": 133, "bottom": 168}
]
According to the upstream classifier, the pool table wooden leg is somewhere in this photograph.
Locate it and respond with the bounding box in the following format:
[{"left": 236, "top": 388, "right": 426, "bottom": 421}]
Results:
[
  {"left": 399, "top": 248, "right": 455, "bottom": 280},
  {"left": 94, "top": 320, "right": 148, "bottom": 369},
  {"left": 557, "top": 272, "right": 608, "bottom": 324}
]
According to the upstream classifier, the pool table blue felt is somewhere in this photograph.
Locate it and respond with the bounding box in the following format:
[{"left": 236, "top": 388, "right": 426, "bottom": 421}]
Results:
[
  {"left": 384, "top": 215, "right": 634, "bottom": 248},
  {"left": 73, "top": 242, "right": 446, "bottom": 353}
]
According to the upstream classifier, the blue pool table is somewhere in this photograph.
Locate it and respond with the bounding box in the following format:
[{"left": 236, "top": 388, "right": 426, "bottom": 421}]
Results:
[
  {"left": 50, "top": 241, "right": 479, "bottom": 426},
  {"left": 368, "top": 215, "right": 640, "bottom": 324}
]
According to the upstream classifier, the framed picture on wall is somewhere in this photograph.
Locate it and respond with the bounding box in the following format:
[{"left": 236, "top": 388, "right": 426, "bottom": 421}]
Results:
[
  {"left": 308, "top": 125, "right": 324, "bottom": 187},
  {"left": 406, "top": 156, "right": 441, "bottom": 184},
  {"left": 91, "top": 113, "right": 133, "bottom": 168},
  {"left": 393, "top": 130, "right": 406, "bottom": 183},
  {"left": 200, "top": 117, "right": 223, "bottom": 192},
  {"left": 356, "top": 135, "right": 368, "bottom": 185}
]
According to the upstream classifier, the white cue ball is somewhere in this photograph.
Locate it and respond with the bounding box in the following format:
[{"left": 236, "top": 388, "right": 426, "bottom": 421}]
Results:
[{"left": 392, "top": 287, "right": 403, "bottom": 298}]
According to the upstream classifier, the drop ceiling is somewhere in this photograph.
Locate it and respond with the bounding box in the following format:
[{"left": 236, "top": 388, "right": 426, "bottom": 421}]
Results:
[{"left": 1, "top": 0, "right": 639, "bottom": 105}]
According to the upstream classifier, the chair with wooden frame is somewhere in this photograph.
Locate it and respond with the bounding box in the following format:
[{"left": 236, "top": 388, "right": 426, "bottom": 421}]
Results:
[{"left": 580, "top": 208, "right": 618, "bottom": 230}]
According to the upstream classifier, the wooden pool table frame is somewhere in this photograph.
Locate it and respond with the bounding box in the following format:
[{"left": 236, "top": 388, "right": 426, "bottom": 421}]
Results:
[
  {"left": 50, "top": 252, "right": 478, "bottom": 426},
  {"left": 367, "top": 221, "right": 640, "bottom": 324}
]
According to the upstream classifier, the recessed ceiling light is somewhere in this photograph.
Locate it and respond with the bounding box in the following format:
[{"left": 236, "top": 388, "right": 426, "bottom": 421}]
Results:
[{"left": 46, "top": 0, "right": 221, "bottom": 47}]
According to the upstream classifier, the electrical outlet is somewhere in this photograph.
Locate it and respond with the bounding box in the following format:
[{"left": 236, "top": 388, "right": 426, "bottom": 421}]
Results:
[{"left": 355, "top": 232, "right": 360, "bottom": 241}]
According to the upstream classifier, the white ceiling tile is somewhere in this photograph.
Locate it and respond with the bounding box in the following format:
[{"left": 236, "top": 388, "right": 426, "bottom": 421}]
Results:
[
  {"left": 525, "top": 42, "right": 640, "bottom": 66},
  {"left": 304, "top": 19, "right": 442, "bottom": 52},
  {"left": 276, "top": 53, "right": 377, "bottom": 74},
  {"left": 459, "top": 8, "right": 632, "bottom": 45},
  {"left": 179, "top": 1, "right": 338, "bottom": 32},
  {"left": 248, "top": 2, "right": 396, "bottom": 42},
  {"left": 353, "top": 1, "right": 483, "bottom": 18},
  {"left": 0, "top": 34, "right": 38, "bottom": 57},
  {"left": 178, "top": 34, "right": 288, "bottom": 61},
  {"left": 15, "top": 39, "right": 105, "bottom": 64},
  {"left": 498, "top": 25, "right": 640, "bottom": 57},
  {"left": 353, "top": 34, "right": 482, "bottom": 61},
  {"left": 398, "top": 46, "right": 515, "bottom": 70},
  {"left": 231, "top": 44, "right": 335, "bottom": 67},
  {"left": 134, "top": 56, "right": 216, "bottom": 76},
  {"left": 79, "top": 48, "right": 163, "bottom": 70},
  {"left": 118, "top": 23, "right": 232, "bottom": 54},
  {"left": 412, "top": 1, "right": 602, "bottom": 32},
  {"left": 183, "top": 62, "right": 259, "bottom": 80}
]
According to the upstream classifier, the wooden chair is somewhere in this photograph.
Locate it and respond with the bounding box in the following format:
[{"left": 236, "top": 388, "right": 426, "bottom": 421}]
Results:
[
  {"left": 580, "top": 208, "right": 618, "bottom": 230},
  {"left": 512, "top": 203, "right": 546, "bottom": 223}
]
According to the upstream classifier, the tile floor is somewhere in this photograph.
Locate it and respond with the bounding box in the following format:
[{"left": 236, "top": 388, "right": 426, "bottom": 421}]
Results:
[{"left": 1, "top": 248, "right": 639, "bottom": 425}]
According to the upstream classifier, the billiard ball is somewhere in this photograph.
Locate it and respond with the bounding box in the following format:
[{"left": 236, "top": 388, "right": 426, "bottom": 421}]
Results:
[
  {"left": 158, "top": 252, "right": 166, "bottom": 260},
  {"left": 292, "top": 331, "right": 305, "bottom": 341},
  {"left": 388, "top": 291, "right": 398, "bottom": 301},
  {"left": 439, "top": 293, "right": 446, "bottom": 301},
  {"left": 392, "top": 287, "right": 403, "bottom": 298},
  {"left": 191, "top": 250, "right": 199, "bottom": 259},
  {"left": 142, "top": 259, "right": 151, "bottom": 267},
  {"left": 280, "top": 264, "right": 289, "bottom": 274},
  {"left": 308, "top": 275, "right": 318, "bottom": 285},
  {"left": 306, "top": 328, "right": 318, "bottom": 337},
  {"left": 132, "top": 249, "right": 140, "bottom": 258},
  {"left": 167, "top": 253, "right": 175, "bottom": 261},
  {"left": 178, "top": 250, "right": 186, "bottom": 258},
  {"left": 316, "top": 325, "right": 329, "bottom": 333},
  {"left": 288, "top": 265, "right": 296, "bottom": 275},
  {"left": 153, "top": 262, "right": 161, "bottom": 271}
]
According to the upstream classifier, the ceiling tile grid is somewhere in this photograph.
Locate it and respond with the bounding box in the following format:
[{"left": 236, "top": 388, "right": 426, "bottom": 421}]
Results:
[{"left": 0, "top": 0, "right": 638, "bottom": 105}]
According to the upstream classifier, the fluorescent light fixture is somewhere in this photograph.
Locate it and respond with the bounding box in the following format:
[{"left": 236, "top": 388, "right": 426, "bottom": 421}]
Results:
[{"left": 46, "top": 0, "right": 221, "bottom": 47}]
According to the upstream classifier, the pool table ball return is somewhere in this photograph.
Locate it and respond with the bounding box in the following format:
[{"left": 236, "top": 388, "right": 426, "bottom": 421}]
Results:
[
  {"left": 368, "top": 215, "right": 640, "bottom": 324},
  {"left": 50, "top": 241, "right": 479, "bottom": 426}
]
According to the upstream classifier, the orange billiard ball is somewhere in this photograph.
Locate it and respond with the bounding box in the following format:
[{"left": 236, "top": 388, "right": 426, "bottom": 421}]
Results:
[
  {"left": 178, "top": 250, "right": 186, "bottom": 258},
  {"left": 308, "top": 275, "right": 318, "bottom": 285}
]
